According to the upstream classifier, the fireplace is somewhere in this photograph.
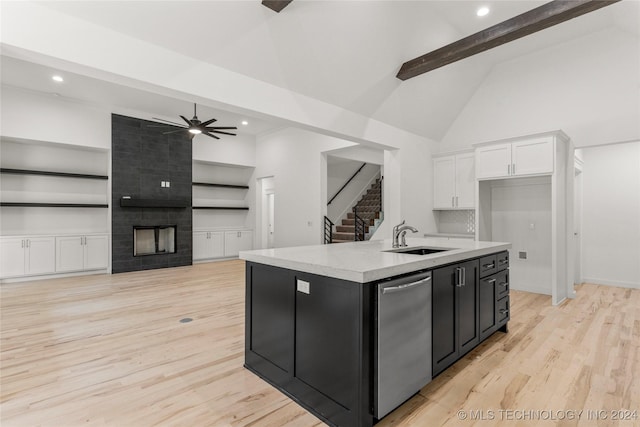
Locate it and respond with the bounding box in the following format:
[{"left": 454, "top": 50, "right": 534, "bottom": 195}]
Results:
[{"left": 133, "top": 225, "right": 176, "bottom": 256}]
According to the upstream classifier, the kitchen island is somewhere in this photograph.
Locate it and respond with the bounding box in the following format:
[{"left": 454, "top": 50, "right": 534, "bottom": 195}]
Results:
[{"left": 240, "top": 238, "right": 511, "bottom": 427}]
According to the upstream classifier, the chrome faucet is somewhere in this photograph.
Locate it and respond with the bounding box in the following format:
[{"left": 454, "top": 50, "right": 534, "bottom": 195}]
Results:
[{"left": 392, "top": 220, "right": 418, "bottom": 248}]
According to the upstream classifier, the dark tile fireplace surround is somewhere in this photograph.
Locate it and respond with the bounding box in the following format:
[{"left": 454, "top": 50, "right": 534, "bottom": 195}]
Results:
[{"left": 111, "top": 114, "right": 192, "bottom": 273}]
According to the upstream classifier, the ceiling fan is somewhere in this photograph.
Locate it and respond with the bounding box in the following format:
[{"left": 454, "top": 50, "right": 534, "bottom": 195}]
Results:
[{"left": 150, "top": 103, "right": 237, "bottom": 140}]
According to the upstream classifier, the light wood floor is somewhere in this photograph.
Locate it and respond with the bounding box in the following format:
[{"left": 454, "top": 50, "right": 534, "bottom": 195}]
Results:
[{"left": 1, "top": 261, "right": 638, "bottom": 427}]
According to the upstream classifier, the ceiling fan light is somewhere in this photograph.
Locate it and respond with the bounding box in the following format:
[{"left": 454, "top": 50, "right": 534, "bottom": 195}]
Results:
[{"left": 189, "top": 128, "right": 202, "bottom": 135}]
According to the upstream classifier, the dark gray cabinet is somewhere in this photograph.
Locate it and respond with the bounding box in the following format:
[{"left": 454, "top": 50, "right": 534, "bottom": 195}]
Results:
[
  {"left": 479, "top": 251, "right": 509, "bottom": 340},
  {"left": 432, "top": 259, "right": 479, "bottom": 377},
  {"left": 245, "top": 262, "right": 372, "bottom": 427}
]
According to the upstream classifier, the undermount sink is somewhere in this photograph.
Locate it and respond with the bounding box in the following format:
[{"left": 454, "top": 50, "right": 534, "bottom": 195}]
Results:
[{"left": 384, "top": 246, "right": 455, "bottom": 256}]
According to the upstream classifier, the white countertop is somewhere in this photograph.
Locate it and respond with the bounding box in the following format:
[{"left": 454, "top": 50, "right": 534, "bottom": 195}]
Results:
[{"left": 240, "top": 238, "right": 511, "bottom": 283}]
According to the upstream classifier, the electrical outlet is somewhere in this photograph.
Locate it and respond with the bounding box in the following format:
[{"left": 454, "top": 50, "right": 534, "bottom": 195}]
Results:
[
  {"left": 519, "top": 251, "right": 527, "bottom": 259},
  {"left": 161, "top": 181, "right": 165, "bottom": 187},
  {"left": 166, "top": 181, "right": 170, "bottom": 188},
  {"left": 297, "top": 279, "right": 310, "bottom": 294}
]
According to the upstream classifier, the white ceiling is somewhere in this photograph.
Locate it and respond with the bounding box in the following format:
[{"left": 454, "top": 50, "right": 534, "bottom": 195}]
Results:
[
  {"left": 7, "top": 0, "right": 640, "bottom": 141},
  {"left": 0, "top": 56, "right": 283, "bottom": 136}
]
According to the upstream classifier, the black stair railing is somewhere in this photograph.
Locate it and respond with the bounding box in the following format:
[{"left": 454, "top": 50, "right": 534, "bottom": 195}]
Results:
[
  {"left": 354, "top": 207, "right": 366, "bottom": 242},
  {"left": 324, "top": 216, "right": 334, "bottom": 244},
  {"left": 327, "top": 162, "right": 367, "bottom": 206}
]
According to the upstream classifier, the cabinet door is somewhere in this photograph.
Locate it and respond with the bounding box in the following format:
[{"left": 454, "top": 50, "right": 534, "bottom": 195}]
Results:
[
  {"left": 0, "top": 237, "right": 26, "bottom": 278},
  {"left": 192, "top": 232, "right": 211, "bottom": 260},
  {"left": 433, "top": 156, "right": 456, "bottom": 209},
  {"left": 512, "top": 138, "right": 554, "bottom": 176},
  {"left": 432, "top": 264, "right": 458, "bottom": 376},
  {"left": 26, "top": 237, "right": 55, "bottom": 275},
  {"left": 479, "top": 274, "right": 497, "bottom": 340},
  {"left": 224, "top": 230, "right": 252, "bottom": 257},
  {"left": 476, "top": 143, "right": 511, "bottom": 179},
  {"left": 457, "top": 260, "right": 479, "bottom": 355},
  {"left": 84, "top": 235, "right": 108, "bottom": 270},
  {"left": 455, "top": 153, "right": 475, "bottom": 208},
  {"left": 237, "top": 231, "right": 253, "bottom": 252},
  {"left": 247, "top": 263, "right": 295, "bottom": 376},
  {"left": 210, "top": 232, "right": 225, "bottom": 258},
  {"left": 56, "top": 236, "right": 84, "bottom": 272}
]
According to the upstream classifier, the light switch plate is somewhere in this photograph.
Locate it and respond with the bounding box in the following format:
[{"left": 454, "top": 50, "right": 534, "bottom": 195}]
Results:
[{"left": 297, "top": 279, "right": 310, "bottom": 294}]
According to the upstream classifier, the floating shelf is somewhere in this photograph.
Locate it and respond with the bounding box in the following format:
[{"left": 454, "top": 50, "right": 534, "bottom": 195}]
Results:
[
  {"left": 0, "top": 202, "right": 108, "bottom": 208},
  {"left": 120, "top": 198, "right": 189, "bottom": 208},
  {"left": 192, "top": 182, "right": 249, "bottom": 189},
  {"left": 0, "top": 168, "right": 108, "bottom": 180},
  {"left": 192, "top": 206, "right": 249, "bottom": 210}
]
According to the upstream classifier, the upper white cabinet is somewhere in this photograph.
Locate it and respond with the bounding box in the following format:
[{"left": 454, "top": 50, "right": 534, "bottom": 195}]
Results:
[
  {"left": 433, "top": 151, "right": 475, "bottom": 209},
  {"left": 476, "top": 137, "right": 554, "bottom": 180},
  {"left": 56, "top": 234, "right": 108, "bottom": 273},
  {"left": 0, "top": 236, "right": 56, "bottom": 279}
]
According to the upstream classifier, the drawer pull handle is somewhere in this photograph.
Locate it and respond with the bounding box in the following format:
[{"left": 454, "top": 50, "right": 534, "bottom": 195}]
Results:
[
  {"left": 499, "top": 259, "right": 509, "bottom": 264},
  {"left": 499, "top": 309, "right": 509, "bottom": 315},
  {"left": 486, "top": 278, "right": 496, "bottom": 283},
  {"left": 483, "top": 263, "right": 495, "bottom": 269},
  {"left": 498, "top": 282, "right": 508, "bottom": 287}
]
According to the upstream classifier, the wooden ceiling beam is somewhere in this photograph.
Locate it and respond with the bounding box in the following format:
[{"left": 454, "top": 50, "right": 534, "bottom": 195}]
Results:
[
  {"left": 262, "top": 1, "right": 293, "bottom": 13},
  {"left": 397, "top": 0, "right": 622, "bottom": 81}
]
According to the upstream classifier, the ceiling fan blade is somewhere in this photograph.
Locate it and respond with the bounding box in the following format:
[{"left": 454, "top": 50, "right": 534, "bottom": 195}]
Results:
[
  {"left": 151, "top": 117, "right": 185, "bottom": 126},
  {"left": 209, "top": 130, "right": 237, "bottom": 136},
  {"left": 162, "top": 129, "right": 186, "bottom": 135},
  {"left": 179, "top": 115, "right": 193, "bottom": 126},
  {"left": 200, "top": 117, "right": 218, "bottom": 127},
  {"left": 205, "top": 126, "right": 237, "bottom": 130},
  {"left": 203, "top": 131, "right": 221, "bottom": 140}
]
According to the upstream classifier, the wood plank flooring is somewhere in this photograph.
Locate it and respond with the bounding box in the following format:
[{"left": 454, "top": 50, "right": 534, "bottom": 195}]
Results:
[{"left": 1, "top": 261, "right": 638, "bottom": 426}]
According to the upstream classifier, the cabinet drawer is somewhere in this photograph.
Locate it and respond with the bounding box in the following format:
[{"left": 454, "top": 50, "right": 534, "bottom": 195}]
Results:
[
  {"left": 479, "top": 255, "right": 497, "bottom": 277},
  {"left": 496, "top": 251, "right": 509, "bottom": 271},
  {"left": 497, "top": 296, "right": 510, "bottom": 324},
  {"left": 496, "top": 270, "right": 509, "bottom": 299}
]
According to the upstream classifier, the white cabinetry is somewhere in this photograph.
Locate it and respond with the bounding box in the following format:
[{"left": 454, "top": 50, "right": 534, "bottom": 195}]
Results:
[
  {"left": 0, "top": 236, "right": 56, "bottom": 278},
  {"left": 193, "top": 231, "right": 225, "bottom": 261},
  {"left": 56, "top": 234, "right": 108, "bottom": 273},
  {"left": 224, "top": 230, "right": 253, "bottom": 257},
  {"left": 433, "top": 151, "right": 475, "bottom": 209},
  {"left": 476, "top": 137, "right": 554, "bottom": 180}
]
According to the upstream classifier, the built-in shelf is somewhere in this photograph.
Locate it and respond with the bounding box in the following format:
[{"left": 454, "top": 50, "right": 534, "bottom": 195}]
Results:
[
  {"left": 120, "top": 199, "right": 189, "bottom": 208},
  {"left": 0, "top": 168, "right": 108, "bottom": 180},
  {"left": 192, "top": 206, "right": 249, "bottom": 210},
  {"left": 192, "top": 182, "right": 249, "bottom": 189},
  {"left": 0, "top": 202, "right": 109, "bottom": 208}
]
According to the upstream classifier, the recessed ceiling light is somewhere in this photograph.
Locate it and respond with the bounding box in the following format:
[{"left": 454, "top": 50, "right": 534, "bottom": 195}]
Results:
[
  {"left": 476, "top": 6, "right": 490, "bottom": 17},
  {"left": 52, "top": 75, "right": 64, "bottom": 83},
  {"left": 241, "top": 120, "right": 249, "bottom": 126}
]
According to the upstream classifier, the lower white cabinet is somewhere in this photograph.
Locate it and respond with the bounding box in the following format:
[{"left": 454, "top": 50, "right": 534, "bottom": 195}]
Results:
[
  {"left": 56, "top": 234, "right": 109, "bottom": 273},
  {"left": 193, "top": 229, "right": 253, "bottom": 260},
  {"left": 193, "top": 231, "right": 225, "bottom": 261},
  {"left": 224, "top": 230, "right": 253, "bottom": 257},
  {"left": 0, "top": 236, "right": 56, "bottom": 278}
]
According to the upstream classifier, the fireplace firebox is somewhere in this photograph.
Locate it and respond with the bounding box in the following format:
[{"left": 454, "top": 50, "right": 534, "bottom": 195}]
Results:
[{"left": 133, "top": 225, "right": 176, "bottom": 256}]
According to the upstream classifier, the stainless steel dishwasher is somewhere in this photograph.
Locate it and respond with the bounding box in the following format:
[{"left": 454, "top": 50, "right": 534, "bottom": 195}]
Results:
[{"left": 376, "top": 270, "right": 432, "bottom": 419}]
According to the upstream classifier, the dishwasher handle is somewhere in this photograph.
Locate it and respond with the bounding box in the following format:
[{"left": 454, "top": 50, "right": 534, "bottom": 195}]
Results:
[{"left": 382, "top": 276, "right": 431, "bottom": 294}]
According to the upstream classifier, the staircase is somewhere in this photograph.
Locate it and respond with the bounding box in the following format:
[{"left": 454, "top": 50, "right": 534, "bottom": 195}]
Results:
[{"left": 331, "top": 179, "right": 382, "bottom": 243}]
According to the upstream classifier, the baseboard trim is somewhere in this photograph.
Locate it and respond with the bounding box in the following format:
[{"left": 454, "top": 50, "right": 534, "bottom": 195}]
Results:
[
  {"left": 581, "top": 278, "right": 639, "bottom": 290},
  {"left": 1, "top": 269, "right": 108, "bottom": 284}
]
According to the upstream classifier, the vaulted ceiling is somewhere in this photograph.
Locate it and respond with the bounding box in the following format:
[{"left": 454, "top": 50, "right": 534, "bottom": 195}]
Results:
[{"left": 10, "top": 1, "right": 640, "bottom": 141}]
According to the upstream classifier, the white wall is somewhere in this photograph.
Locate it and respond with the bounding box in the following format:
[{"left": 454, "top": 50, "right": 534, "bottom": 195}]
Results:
[
  {"left": 192, "top": 133, "right": 256, "bottom": 167},
  {"left": 255, "top": 128, "right": 355, "bottom": 248},
  {"left": 580, "top": 142, "right": 640, "bottom": 288},
  {"left": 440, "top": 28, "right": 639, "bottom": 150},
  {"left": 1, "top": 85, "right": 111, "bottom": 149},
  {"left": 489, "top": 178, "right": 553, "bottom": 295}
]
